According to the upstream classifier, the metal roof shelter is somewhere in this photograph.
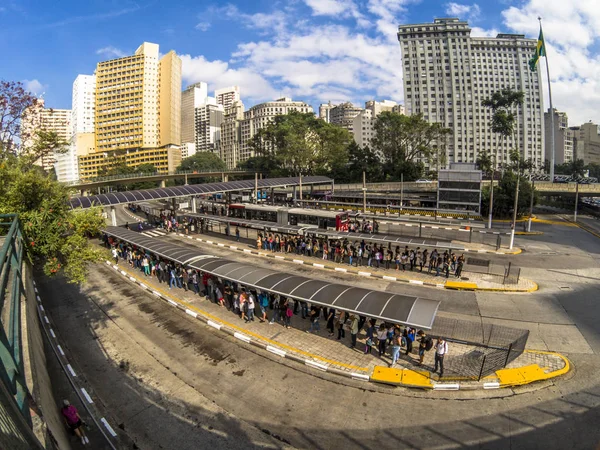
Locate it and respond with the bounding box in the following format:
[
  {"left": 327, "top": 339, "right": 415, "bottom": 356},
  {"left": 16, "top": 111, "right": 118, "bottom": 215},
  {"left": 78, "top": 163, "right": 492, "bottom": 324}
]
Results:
[
  {"left": 70, "top": 176, "right": 333, "bottom": 209},
  {"left": 103, "top": 226, "right": 440, "bottom": 329},
  {"left": 173, "top": 212, "right": 464, "bottom": 250}
]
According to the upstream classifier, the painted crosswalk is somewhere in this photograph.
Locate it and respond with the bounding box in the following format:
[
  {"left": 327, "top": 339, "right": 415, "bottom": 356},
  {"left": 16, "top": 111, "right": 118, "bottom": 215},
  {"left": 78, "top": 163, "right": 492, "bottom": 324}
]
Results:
[{"left": 141, "top": 229, "right": 168, "bottom": 237}]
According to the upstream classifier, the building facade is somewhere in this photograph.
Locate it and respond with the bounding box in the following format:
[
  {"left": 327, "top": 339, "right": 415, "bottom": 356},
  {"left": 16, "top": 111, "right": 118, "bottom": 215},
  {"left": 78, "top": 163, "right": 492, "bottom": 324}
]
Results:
[
  {"left": 572, "top": 122, "right": 600, "bottom": 166},
  {"left": 220, "top": 101, "right": 245, "bottom": 169},
  {"left": 318, "top": 101, "right": 334, "bottom": 122},
  {"left": 94, "top": 42, "right": 181, "bottom": 153},
  {"left": 215, "top": 86, "right": 240, "bottom": 110},
  {"left": 353, "top": 100, "right": 404, "bottom": 148},
  {"left": 194, "top": 99, "right": 224, "bottom": 153},
  {"left": 239, "top": 98, "right": 313, "bottom": 164},
  {"left": 544, "top": 108, "right": 572, "bottom": 165},
  {"left": 328, "top": 102, "right": 363, "bottom": 133},
  {"left": 181, "top": 82, "right": 208, "bottom": 144},
  {"left": 398, "top": 18, "right": 544, "bottom": 168}
]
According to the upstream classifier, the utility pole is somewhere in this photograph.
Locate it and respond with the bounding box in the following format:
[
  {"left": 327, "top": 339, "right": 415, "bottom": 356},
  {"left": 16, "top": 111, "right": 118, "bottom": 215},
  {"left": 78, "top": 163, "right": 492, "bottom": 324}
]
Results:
[
  {"left": 527, "top": 174, "right": 535, "bottom": 232},
  {"left": 400, "top": 173, "right": 404, "bottom": 212},
  {"left": 362, "top": 170, "right": 367, "bottom": 214},
  {"left": 488, "top": 158, "right": 495, "bottom": 229},
  {"left": 574, "top": 180, "right": 579, "bottom": 223},
  {"left": 509, "top": 164, "right": 520, "bottom": 249}
]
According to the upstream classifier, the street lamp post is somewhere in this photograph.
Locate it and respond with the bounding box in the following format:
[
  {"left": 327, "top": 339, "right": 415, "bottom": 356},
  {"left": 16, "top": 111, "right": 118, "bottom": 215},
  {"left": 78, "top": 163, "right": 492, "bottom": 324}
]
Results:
[
  {"left": 509, "top": 164, "right": 520, "bottom": 250},
  {"left": 574, "top": 180, "right": 580, "bottom": 223},
  {"left": 527, "top": 172, "right": 535, "bottom": 232},
  {"left": 488, "top": 158, "right": 495, "bottom": 229}
]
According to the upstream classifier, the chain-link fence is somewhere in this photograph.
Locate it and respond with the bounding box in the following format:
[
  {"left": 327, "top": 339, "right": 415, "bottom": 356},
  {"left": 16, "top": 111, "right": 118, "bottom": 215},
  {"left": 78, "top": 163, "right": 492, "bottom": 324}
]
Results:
[{"left": 428, "top": 317, "right": 530, "bottom": 380}]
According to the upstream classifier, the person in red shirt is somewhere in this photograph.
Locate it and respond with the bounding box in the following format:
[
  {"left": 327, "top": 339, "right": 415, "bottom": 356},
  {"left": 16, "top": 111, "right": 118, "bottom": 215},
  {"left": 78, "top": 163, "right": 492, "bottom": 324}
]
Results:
[{"left": 61, "top": 399, "right": 89, "bottom": 445}]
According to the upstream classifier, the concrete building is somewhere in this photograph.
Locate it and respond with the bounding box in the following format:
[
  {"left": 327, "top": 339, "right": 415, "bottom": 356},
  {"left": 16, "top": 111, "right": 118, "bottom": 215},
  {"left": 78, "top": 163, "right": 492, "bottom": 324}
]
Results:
[
  {"left": 437, "top": 162, "right": 482, "bottom": 213},
  {"left": 239, "top": 98, "right": 313, "bottom": 164},
  {"left": 398, "top": 18, "right": 544, "bottom": 168},
  {"left": 194, "top": 98, "right": 224, "bottom": 153},
  {"left": 544, "top": 108, "right": 572, "bottom": 165},
  {"left": 181, "top": 82, "right": 208, "bottom": 145},
  {"left": 353, "top": 100, "right": 404, "bottom": 148},
  {"left": 329, "top": 102, "right": 363, "bottom": 133},
  {"left": 180, "top": 142, "right": 196, "bottom": 159},
  {"left": 571, "top": 122, "right": 600, "bottom": 166},
  {"left": 319, "top": 101, "right": 334, "bottom": 122},
  {"left": 94, "top": 42, "right": 181, "bottom": 152},
  {"left": 220, "top": 101, "right": 245, "bottom": 169},
  {"left": 55, "top": 75, "right": 96, "bottom": 183},
  {"left": 215, "top": 86, "right": 240, "bottom": 110}
]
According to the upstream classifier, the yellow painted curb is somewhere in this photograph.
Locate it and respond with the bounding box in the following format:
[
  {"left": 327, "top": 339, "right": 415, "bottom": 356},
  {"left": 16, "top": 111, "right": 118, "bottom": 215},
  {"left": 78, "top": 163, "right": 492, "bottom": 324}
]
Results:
[
  {"left": 515, "top": 231, "right": 544, "bottom": 236},
  {"left": 113, "top": 262, "right": 370, "bottom": 372},
  {"left": 445, "top": 280, "right": 478, "bottom": 290},
  {"left": 495, "top": 350, "right": 570, "bottom": 387},
  {"left": 371, "top": 366, "right": 432, "bottom": 389},
  {"left": 467, "top": 279, "right": 539, "bottom": 293}
]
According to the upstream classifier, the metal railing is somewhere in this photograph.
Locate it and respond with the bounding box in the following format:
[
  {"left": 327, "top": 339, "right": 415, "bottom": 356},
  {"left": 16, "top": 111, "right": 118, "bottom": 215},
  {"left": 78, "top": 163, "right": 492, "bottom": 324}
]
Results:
[{"left": 0, "top": 214, "right": 39, "bottom": 442}]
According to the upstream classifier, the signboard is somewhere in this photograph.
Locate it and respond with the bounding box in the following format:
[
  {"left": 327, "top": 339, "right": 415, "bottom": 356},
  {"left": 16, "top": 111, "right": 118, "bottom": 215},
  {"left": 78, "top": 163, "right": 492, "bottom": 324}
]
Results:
[{"left": 178, "top": 202, "right": 189, "bottom": 209}]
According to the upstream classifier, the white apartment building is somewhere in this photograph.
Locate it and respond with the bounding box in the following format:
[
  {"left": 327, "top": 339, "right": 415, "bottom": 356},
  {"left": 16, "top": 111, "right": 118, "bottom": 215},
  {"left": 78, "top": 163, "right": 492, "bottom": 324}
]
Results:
[
  {"left": 215, "top": 86, "right": 240, "bottom": 110},
  {"left": 181, "top": 82, "right": 208, "bottom": 144},
  {"left": 194, "top": 97, "right": 224, "bottom": 153},
  {"left": 220, "top": 101, "right": 245, "bottom": 169},
  {"left": 544, "top": 108, "right": 572, "bottom": 164},
  {"left": 319, "top": 101, "right": 334, "bottom": 122},
  {"left": 329, "top": 102, "right": 363, "bottom": 133},
  {"left": 180, "top": 142, "right": 197, "bottom": 159},
  {"left": 353, "top": 100, "right": 404, "bottom": 148},
  {"left": 398, "top": 18, "right": 544, "bottom": 168},
  {"left": 56, "top": 74, "right": 96, "bottom": 182},
  {"left": 239, "top": 98, "right": 313, "bottom": 164}
]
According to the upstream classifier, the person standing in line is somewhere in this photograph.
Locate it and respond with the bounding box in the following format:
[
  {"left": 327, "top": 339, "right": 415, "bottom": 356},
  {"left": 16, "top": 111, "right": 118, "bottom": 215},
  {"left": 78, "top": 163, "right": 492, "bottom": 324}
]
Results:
[
  {"left": 61, "top": 400, "right": 89, "bottom": 445},
  {"left": 307, "top": 306, "right": 321, "bottom": 333},
  {"left": 326, "top": 308, "right": 336, "bottom": 337},
  {"left": 259, "top": 291, "right": 269, "bottom": 322},
  {"left": 390, "top": 328, "right": 402, "bottom": 367},
  {"left": 269, "top": 294, "right": 281, "bottom": 325},
  {"left": 246, "top": 292, "right": 256, "bottom": 322},
  {"left": 405, "top": 327, "right": 415, "bottom": 356},
  {"left": 336, "top": 311, "right": 346, "bottom": 340},
  {"left": 112, "top": 247, "right": 119, "bottom": 265},
  {"left": 455, "top": 254, "right": 465, "bottom": 278},
  {"left": 434, "top": 337, "right": 449, "bottom": 377},
  {"left": 417, "top": 330, "right": 432, "bottom": 365},
  {"left": 377, "top": 323, "right": 388, "bottom": 357},
  {"left": 364, "top": 319, "right": 376, "bottom": 354},
  {"left": 349, "top": 314, "right": 359, "bottom": 349},
  {"left": 235, "top": 227, "right": 240, "bottom": 242},
  {"left": 283, "top": 299, "right": 293, "bottom": 328}
]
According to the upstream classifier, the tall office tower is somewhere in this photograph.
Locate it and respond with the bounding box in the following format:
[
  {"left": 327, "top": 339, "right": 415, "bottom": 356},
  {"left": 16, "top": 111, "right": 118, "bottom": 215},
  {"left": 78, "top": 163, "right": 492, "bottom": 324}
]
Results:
[
  {"left": 80, "top": 42, "right": 182, "bottom": 180},
  {"left": 544, "top": 108, "right": 572, "bottom": 164},
  {"left": 194, "top": 97, "right": 224, "bottom": 153},
  {"left": 215, "top": 86, "right": 240, "bottom": 110},
  {"left": 319, "top": 101, "right": 334, "bottom": 122},
  {"left": 220, "top": 100, "right": 245, "bottom": 169},
  {"left": 571, "top": 122, "right": 600, "bottom": 165},
  {"left": 159, "top": 50, "right": 182, "bottom": 147},
  {"left": 353, "top": 100, "right": 403, "bottom": 149},
  {"left": 239, "top": 98, "right": 313, "bottom": 163},
  {"left": 398, "top": 18, "right": 544, "bottom": 168},
  {"left": 55, "top": 75, "right": 96, "bottom": 182},
  {"left": 329, "top": 102, "right": 363, "bottom": 133},
  {"left": 181, "top": 82, "right": 208, "bottom": 144}
]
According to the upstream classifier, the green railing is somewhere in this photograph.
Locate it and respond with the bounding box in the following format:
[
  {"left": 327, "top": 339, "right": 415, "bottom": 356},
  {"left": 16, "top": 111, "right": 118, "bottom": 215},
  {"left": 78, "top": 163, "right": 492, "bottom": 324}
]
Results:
[{"left": 0, "top": 213, "right": 29, "bottom": 424}]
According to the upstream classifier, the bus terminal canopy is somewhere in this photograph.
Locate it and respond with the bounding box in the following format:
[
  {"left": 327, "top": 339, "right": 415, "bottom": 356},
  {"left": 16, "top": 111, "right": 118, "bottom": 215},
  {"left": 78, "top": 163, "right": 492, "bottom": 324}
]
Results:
[
  {"left": 103, "top": 226, "right": 441, "bottom": 329},
  {"left": 70, "top": 176, "right": 333, "bottom": 209}
]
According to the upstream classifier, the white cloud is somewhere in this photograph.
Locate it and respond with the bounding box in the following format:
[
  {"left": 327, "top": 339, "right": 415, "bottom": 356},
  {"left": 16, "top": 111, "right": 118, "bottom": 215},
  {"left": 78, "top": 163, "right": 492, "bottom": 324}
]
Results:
[
  {"left": 304, "top": 0, "right": 350, "bottom": 16},
  {"left": 470, "top": 26, "right": 499, "bottom": 37},
  {"left": 195, "top": 22, "right": 210, "bottom": 31},
  {"left": 445, "top": 3, "right": 481, "bottom": 21},
  {"left": 96, "top": 46, "right": 127, "bottom": 58},
  {"left": 23, "top": 79, "right": 45, "bottom": 95}
]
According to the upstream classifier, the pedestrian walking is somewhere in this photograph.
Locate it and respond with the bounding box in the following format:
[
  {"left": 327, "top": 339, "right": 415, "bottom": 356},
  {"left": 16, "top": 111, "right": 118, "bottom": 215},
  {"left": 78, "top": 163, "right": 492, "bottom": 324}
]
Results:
[
  {"left": 434, "top": 337, "right": 449, "bottom": 377},
  {"left": 61, "top": 400, "right": 89, "bottom": 445},
  {"left": 235, "top": 227, "right": 240, "bottom": 242}
]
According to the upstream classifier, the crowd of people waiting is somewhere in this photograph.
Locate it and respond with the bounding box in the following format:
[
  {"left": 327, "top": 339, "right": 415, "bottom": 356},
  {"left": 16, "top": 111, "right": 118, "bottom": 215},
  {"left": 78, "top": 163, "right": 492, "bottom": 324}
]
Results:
[{"left": 105, "top": 234, "right": 450, "bottom": 376}]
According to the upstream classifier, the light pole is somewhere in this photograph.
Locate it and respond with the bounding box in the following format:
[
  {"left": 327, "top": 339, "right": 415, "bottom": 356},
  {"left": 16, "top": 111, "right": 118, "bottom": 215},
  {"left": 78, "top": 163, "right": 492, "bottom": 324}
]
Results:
[
  {"left": 527, "top": 172, "right": 535, "bottom": 232},
  {"left": 488, "top": 156, "right": 496, "bottom": 229},
  {"left": 509, "top": 163, "right": 520, "bottom": 250},
  {"left": 574, "top": 179, "right": 580, "bottom": 223}
]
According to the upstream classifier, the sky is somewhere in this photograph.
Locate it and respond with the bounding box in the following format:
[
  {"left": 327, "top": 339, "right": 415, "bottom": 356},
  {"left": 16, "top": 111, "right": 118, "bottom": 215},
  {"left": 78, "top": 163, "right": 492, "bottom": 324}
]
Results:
[{"left": 1, "top": 0, "right": 599, "bottom": 127}]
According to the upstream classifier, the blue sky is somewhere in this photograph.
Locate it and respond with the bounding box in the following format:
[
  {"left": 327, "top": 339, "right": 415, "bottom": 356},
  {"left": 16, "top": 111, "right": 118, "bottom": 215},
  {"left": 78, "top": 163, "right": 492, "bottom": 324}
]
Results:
[{"left": 2, "top": 0, "right": 599, "bottom": 126}]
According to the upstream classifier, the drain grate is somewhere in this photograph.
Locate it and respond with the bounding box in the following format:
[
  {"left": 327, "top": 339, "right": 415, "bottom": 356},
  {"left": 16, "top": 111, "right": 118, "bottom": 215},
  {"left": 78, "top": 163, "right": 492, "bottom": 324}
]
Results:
[{"left": 559, "top": 286, "right": 572, "bottom": 290}]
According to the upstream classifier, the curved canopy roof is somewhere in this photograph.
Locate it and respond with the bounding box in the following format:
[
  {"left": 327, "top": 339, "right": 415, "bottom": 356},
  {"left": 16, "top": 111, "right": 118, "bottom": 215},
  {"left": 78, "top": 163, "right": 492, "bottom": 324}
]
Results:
[
  {"left": 70, "top": 176, "right": 332, "bottom": 209},
  {"left": 103, "top": 226, "right": 440, "bottom": 329}
]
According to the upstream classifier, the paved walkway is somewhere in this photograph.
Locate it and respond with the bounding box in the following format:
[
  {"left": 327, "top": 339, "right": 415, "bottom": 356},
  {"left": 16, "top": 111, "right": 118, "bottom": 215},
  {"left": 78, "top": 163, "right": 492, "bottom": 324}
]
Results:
[
  {"left": 104, "top": 258, "right": 564, "bottom": 390},
  {"left": 164, "top": 229, "right": 537, "bottom": 292}
]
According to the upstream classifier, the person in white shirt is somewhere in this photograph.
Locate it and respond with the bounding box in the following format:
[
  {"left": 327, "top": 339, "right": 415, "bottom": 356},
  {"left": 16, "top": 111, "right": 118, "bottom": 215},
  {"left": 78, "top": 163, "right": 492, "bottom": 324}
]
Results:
[{"left": 433, "top": 337, "right": 449, "bottom": 377}]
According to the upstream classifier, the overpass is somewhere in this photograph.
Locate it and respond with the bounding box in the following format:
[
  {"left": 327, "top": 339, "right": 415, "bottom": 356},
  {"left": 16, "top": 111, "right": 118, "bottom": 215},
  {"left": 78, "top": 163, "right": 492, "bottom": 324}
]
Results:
[{"left": 64, "top": 169, "right": 255, "bottom": 191}]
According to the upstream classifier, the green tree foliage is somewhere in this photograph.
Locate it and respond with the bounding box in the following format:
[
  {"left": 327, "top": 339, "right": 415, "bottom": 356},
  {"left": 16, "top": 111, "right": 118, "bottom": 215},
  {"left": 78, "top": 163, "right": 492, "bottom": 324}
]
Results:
[
  {"left": 97, "top": 160, "right": 161, "bottom": 191},
  {"left": 238, "top": 156, "right": 285, "bottom": 177},
  {"left": 339, "top": 142, "right": 385, "bottom": 183},
  {"left": 370, "top": 112, "right": 451, "bottom": 180},
  {"left": 480, "top": 172, "right": 537, "bottom": 218},
  {"left": 481, "top": 88, "right": 525, "bottom": 138},
  {"left": 248, "top": 111, "right": 350, "bottom": 176},
  {"left": 178, "top": 151, "right": 227, "bottom": 172}
]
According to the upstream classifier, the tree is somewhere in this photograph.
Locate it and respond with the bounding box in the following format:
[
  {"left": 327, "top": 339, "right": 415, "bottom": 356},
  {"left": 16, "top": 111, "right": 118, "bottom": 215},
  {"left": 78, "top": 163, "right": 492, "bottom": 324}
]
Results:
[
  {"left": 248, "top": 111, "right": 350, "bottom": 176},
  {"left": 178, "top": 151, "right": 227, "bottom": 172},
  {"left": 238, "top": 156, "right": 284, "bottom": 177},
  {"left": 480, "top": 172, "right": 537, "bottom": 219},
  {"left": 0, "top": 80, "right": 41, "bottom": 157},
  {"left": 371, "top": 112, "right": 451, "bottom": 180},
  {"left": 342, "top": 142, "right": 384, "bottom": 183}
]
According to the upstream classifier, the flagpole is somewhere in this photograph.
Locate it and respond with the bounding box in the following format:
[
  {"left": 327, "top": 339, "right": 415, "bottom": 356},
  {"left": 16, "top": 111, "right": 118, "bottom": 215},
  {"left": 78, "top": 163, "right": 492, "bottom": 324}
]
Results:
[{"left": 539, "top": 17, "right": 555, "bottom": 182}]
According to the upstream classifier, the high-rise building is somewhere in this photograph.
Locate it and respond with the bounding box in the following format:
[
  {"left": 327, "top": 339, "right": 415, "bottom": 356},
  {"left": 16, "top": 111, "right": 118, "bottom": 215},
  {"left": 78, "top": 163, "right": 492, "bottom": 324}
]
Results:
[
  {"left": 571, "top": 122, "right": 600, "bottom": 165},
  {"left": 215, "top": 86, "right": 240, "bottom": 110},
  {"left": 319, "top": 101, "right": 334, "bottom": 122},
  {"left": 159, "top": 50, "right": 182, "bottom": 147},
  {"left": 82, "top": 42, "right": 181, "bottom": 180},
  {"left": 239, "top": 98, "right": 313, "bottom": 163},
  {"left": 329, "top": 102, "right": 363, "bottom": 133},
  {"left": 353, "top": 100, "right": 404, "bottom": 148},
  {"left": 194, "top": 98, "right": 224, "bottom": 153},
  {"left": 220, "top": 101, "right": 245, "bottom": 169},
  {"left": 94, "top": 42, "right": 181, "bottom": 152},
  {"left": 180, "top": 142, "right": 196, "bottom": 159},
  {"left": 181, "top": 82, "right": 208, "bottom": 144},
  {"left": 398, "top": 18, "right": 544, "bottom": 168},
  {"left": 56, "top": 74, "right": 96, "bottom": 183},
  {"left": 544, "top": 108, "right": 572, "bottom": 164}
]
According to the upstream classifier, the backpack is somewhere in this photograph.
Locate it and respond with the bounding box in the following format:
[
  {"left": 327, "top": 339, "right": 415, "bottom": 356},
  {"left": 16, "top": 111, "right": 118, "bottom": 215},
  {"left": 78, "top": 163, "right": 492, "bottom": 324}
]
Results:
[
  {"left": 286, "top": 307, "right": 293, "bottom": 317},
  {"left": 425, "top": 336, "right": 434, "bottom": 351},
  {"left": 260, "top": 294, "right": 269, "bottom": 308}
]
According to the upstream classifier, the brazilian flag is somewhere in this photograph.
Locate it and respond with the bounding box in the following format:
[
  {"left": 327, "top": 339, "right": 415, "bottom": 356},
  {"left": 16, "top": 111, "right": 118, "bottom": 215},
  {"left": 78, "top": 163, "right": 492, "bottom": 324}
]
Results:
[{"left": 529, "top": 27, "right": 546, "bottom": 72}]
